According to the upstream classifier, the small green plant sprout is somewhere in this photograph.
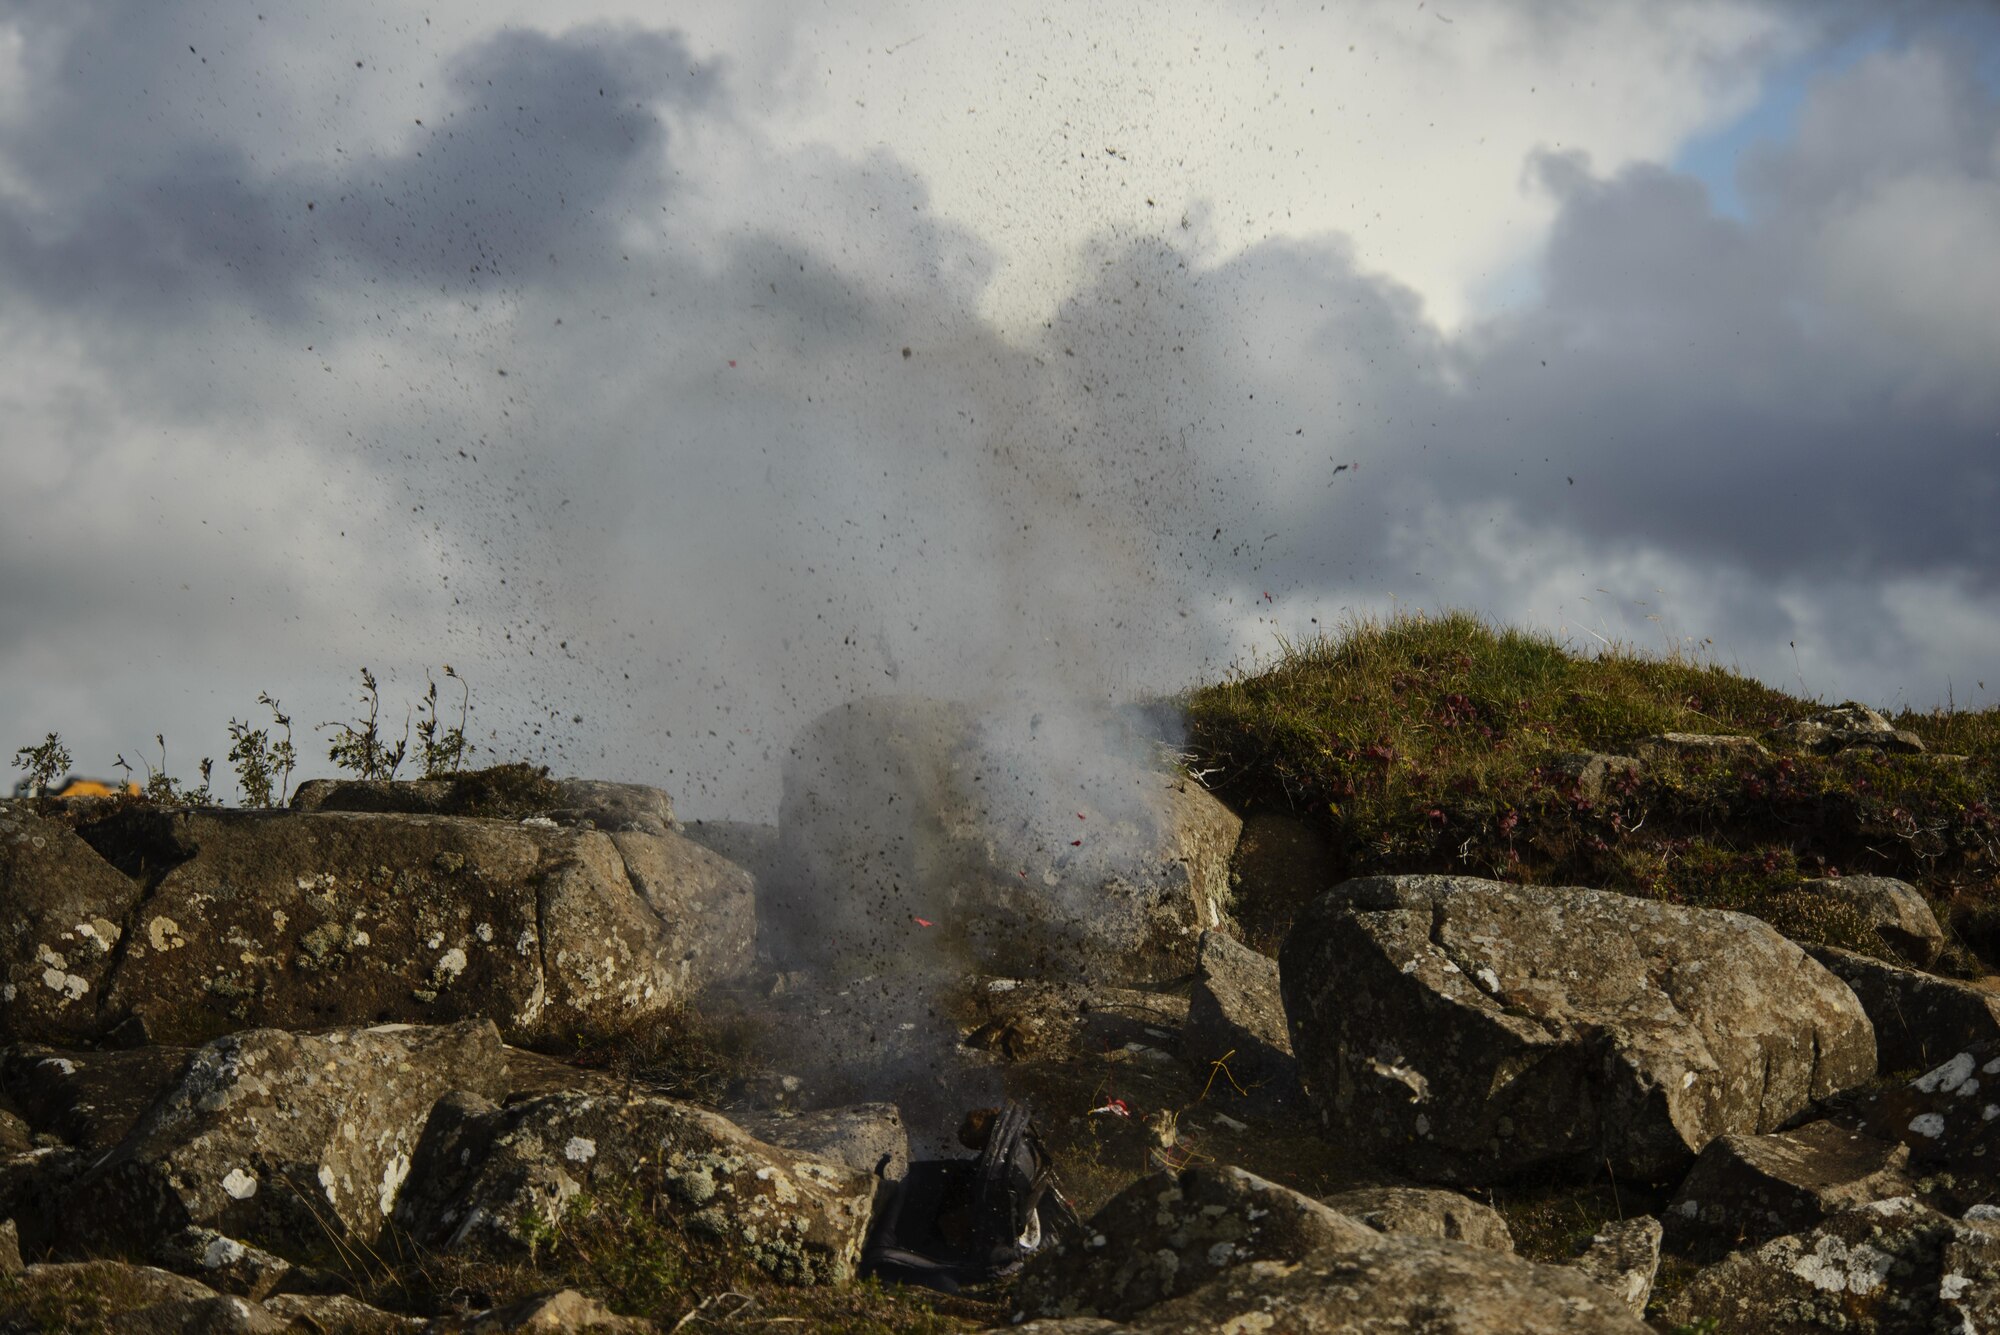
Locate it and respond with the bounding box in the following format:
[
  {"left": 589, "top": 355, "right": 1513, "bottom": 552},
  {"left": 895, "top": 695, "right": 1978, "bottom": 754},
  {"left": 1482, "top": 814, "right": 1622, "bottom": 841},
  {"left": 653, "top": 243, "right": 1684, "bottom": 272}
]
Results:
[
  {"left": 228, "top": 692, "right": 298, "bottom": 807},
  {"left": 11, "top": 732, "right": 71, "bottom": 802},
  {"left": 321, "top": 667, "right": 408, "bottom": 780},
  {"left": 416, "top": 665, "right": 474, "bottom": 778},
  {"left": 120, "top": 735, "right": 213, "bottom": 806}
]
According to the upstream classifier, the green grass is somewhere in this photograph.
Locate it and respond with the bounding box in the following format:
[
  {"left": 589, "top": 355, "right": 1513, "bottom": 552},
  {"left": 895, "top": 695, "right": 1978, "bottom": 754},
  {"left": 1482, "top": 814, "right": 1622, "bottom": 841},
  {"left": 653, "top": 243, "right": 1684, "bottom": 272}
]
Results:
[{"left": 1188, "top": 610, "right": 2000, "bottom": 967}]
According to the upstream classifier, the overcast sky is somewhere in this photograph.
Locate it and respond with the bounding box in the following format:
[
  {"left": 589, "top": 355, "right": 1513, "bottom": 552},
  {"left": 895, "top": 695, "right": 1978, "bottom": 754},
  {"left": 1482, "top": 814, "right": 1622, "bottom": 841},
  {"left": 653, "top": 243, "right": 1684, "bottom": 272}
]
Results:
[{"left": 3, "top": 0, "right": 1997, "bottom": 816}]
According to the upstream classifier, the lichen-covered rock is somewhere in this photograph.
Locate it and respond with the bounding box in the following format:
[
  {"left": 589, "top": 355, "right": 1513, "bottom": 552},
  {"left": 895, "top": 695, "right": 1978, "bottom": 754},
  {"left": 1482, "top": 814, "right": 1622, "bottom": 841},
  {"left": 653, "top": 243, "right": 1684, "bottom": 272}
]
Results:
[
  {"left": 1122, "top": 1239, "right": 1652, "bottom": 1333},
  {"left": 0, "top": 1260, "right": 231, "bottom": 1331},
  {"left": 57, "top": 805, "right": 746, "bottom": 1045},
  {"left": 1280, "top": 875, "right": 1877, "bottom": 1184},
  {"left": 1845, "top": 1042, "right": 2000, "bottom": 1201},
  {"left": 1800, "top": 877, "right": 1945, "bottom": 967},
  {"left": 1659, "top": 1196, "right": 1971, "bottom": 1334},
  {"left": 1184, "top": 931, "right": 1297, "bottom": 1097},
  {"left": 1633, "top": 732, "right": 1769, "bottom": 764},
  {"left": 1320, "top": 1185, "right": 1513, "bottom": 1251},
  {"left": 1570, "top": 1216, "right": 1661, "bottom": 1316},
  {"left": 1666, "top": 1120, "right": 1913, "bottom": 1247},
  {"left": 65, "top": 1021, "right": 508, "bottom": 1257},
  {"left": 1808, "top": 945, "right": 2000, "bottom": 1072},
  {"left": 0, "top": 799, "right": 146, "bottom": 1044},
  {"left": 1769, "top": 703, "right": 1926, "bottom": 756},
  {"left": 1012, "top": 1164, "right": 1382, "bottom": 1321},
  {"left": 396, "top": 1089, "right": 876, "bottom": 1284},
  {"left": 771, "top": 698, "right": 1241, "bottom": 983}
]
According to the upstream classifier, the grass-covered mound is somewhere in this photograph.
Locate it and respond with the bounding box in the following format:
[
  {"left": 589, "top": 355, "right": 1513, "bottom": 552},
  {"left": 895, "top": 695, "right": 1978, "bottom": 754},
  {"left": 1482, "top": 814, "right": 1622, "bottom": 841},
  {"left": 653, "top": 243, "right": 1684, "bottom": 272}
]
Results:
[{"left": 1187, "top": 610, "right": 2000, "bottom": 970}]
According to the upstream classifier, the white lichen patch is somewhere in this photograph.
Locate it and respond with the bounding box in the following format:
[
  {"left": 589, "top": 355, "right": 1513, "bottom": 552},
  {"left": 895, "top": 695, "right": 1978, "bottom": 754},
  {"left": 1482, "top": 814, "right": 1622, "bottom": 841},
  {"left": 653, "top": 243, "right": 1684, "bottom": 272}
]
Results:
[
  {"left": 564, "top": 1136, "right": 597, "bottom": 1163},
  {"left": 476, "top": 922, "right": 494, "bottom": 943},
  {"left": 378, "top": 1152, "right": 411, "bottom": 1215},
  {"left": 221, "top": 1167, "right": 259, "bottom": 1199},
  {"left": 1910, "top": 1113, "right": 1948, "bottom": 1139},
  {"left": 318, "top": 1164, "right": 338, "bottom": 1203},
  {"left": 148, "top": 916, "right": 186, "bottom": 951},
  {"left": 1917, "top": 1052, "right": 1977, "bottom": 1095},
  {"left": 434, "top": 947, "right": 468, "bottom": 982},
  {"left": 1792, "top": 1233, "right": 1895, "bottom": 1295}
]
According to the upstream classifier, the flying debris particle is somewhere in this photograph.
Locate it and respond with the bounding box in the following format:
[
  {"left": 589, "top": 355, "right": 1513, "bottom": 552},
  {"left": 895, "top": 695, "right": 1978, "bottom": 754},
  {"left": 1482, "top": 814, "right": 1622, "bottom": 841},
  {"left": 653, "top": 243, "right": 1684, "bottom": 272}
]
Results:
[
  {"left": 728, "top": 360, "right": 737, "bottom": 368},
  {"left": 1263, "top": 592, "right": 1273, "bottom": 603},
  {"left": 902, "top": 347, "right": 912, "bottom": 359},
  {"left": 1071, "top": 840, "right": 1082, "bottom": 847},
  {"left": 912, "top": 916, "right": 933, "bottom": 928},
  {"left": 1327, "top": 463, "right": 1353, "bottom": 485},
  {"left": 1077, "top": 812, "right": 1087, "bottom": 820},
  {"left": 1568, "top": 477, "right": 1575, "bottom": 485}
]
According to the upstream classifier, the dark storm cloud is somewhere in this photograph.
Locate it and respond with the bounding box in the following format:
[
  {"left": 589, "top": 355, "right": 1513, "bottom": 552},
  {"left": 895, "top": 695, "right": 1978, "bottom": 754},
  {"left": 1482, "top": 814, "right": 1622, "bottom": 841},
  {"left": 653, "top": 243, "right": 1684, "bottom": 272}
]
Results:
[{"left": 0, "top": 19, "right": 714, "bottom": 321}]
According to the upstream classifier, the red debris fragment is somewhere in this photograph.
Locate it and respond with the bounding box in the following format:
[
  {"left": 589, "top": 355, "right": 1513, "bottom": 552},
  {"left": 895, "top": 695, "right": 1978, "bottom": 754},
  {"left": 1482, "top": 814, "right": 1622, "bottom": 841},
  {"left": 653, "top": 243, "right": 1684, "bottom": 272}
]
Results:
[
  {"left": 912, "top": 916, "right": 933, "bottom": 927},
  {"left": 1076, "top": 812, "right": 1087, "bottom": 820},
  {"left": 728, "top": 359, "right": 737, "bottom": 367},
  {"left": 1088, "top": 1098, "right": 1134, "bottom": 1118},
  {"left": 1071, "top": 839, "right": 1082, "bottom": 846}
]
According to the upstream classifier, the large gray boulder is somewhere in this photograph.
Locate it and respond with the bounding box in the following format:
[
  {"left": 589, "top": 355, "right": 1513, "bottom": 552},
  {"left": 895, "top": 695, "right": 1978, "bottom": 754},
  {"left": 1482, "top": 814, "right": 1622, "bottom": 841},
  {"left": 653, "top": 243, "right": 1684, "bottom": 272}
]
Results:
[
  {"left": 1768, "top": 702, "right": 1926, "bottom": 756},
  {"left": 771, "top": 698, "right": 1240, "bottom": 983},
  {"left": 0, "top": 800, "right": 147, "bottom": 1044},
  {"left": 65, "top": 1021, "right": 509, "bottom": 1257},
  {"left": 395, "top": 1089, "right": 877, "bottom": 1284},
  {"left": 1280, "top": 876, "right": 1877, "bottom": 1184},
  {"left": 53, "top": 805, "right": 750, "bottom": 1045}
]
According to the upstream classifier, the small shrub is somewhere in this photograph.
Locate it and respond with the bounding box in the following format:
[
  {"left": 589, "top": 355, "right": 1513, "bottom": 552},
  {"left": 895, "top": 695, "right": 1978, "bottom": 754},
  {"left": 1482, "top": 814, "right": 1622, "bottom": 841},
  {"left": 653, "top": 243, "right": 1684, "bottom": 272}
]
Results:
[
  {"left": 417, "top": 666, "right": 475, "bottom": 778},
  {"left": 227, "top": 692, "right": 297, "bottom": 807},
  {"left": 322, "top": 667, "right": 409, "bottom": 780},
  {"left": 118, "top": 735, "right": 212, "bottom": 806},
  {"left": 10, "top": 732, "right": 70, "bottom": 803}
]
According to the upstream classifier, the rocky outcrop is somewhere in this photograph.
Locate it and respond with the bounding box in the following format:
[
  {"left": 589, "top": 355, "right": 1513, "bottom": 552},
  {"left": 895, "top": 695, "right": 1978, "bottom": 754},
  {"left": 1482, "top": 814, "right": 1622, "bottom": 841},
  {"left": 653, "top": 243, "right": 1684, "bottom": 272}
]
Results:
[
  {"left": 1280, "top": 875, "right": 1877, "bottom": 1184},
  {"left": 1666, "top": 1121, "right": 1914, "bottom": 1247},
  {"left": 395, "top": 1089, "right": 877, "bottom": 1283},
  {"left": 771, "top": 698, "right": 1240, "bottom": 983},
  {"left": 1544, "top": 752, "right": 1643, "bottom": 801},
  {"left": 65, "top": 1021, "right": 508, "bottom": 1257},
  {"left": 0, "top": 1043, "right": 194, "bottom": 1155},
  {"left": 1320, "top": 1185, "right": 1513, "bottom": 1251},
  {"left": 1012, "top": 1164, "right": 1382, "bottom": 1321},
  {"left": 0, "top": 800, "right": 149, "bottom": 1044},
  {"left": 1660, "top": 1197, "right": 1997, "bottom": 1333},
  {"left": 1183, "top": 931, "right": 1296, "bottom": 1096},
  {"left": 1768, "top": 702, "right": 1926, "bottom": 756},
  {"left": 1808, "top": 945, "right": 2000, "bottom": 1072},
  {"left": 731, "top": 1102, "right": 910, "bottom": 1184},
  {"left": 38, "top": 805, "right": 751, "bottom": 1046}
]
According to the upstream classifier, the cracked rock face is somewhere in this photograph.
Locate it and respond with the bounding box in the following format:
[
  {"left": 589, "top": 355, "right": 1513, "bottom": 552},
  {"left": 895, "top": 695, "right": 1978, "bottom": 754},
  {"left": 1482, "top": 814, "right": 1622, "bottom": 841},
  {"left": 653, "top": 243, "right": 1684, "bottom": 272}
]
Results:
[
  {"left": 64, "top": 1021, "right": 509, "bottom": 1257},
  {"left": 0, "top": 800, "right": 147, "bottom": 1044},
  {"left": 26, "top": 805, "right": 749, "bottom": 1046},
  {"left": 394, "top": 1089, "right": 877, "bottom": 1285},
  {"left": 1280, "top": 875, "right": 1877, "bottom": 1185}
]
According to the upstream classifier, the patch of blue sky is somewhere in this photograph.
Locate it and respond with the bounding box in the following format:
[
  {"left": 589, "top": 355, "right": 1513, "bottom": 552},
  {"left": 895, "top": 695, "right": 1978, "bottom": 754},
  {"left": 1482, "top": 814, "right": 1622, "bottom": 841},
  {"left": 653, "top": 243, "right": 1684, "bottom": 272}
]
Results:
[{"left": 1674, "top": 19, "right": 1898, "bottom": 221}]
